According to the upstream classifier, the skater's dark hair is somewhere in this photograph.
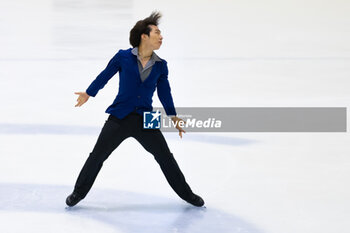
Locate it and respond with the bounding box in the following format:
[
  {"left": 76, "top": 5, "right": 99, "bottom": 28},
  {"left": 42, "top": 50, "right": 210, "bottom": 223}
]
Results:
[{"left": 129, "top": 11, "right": 162, "bottom": 48}]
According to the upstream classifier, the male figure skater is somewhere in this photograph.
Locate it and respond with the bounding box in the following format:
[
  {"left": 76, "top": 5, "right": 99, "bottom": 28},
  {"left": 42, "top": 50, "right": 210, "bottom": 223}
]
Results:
[{"left": 66, "top": 12, "right": 204, "bottom": 207}]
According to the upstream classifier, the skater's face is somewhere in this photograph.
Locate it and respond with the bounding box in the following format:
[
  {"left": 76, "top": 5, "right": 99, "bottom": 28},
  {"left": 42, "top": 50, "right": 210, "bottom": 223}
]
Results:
[{"left": 141, "top": 25, "right": 163, "bottom": 50}]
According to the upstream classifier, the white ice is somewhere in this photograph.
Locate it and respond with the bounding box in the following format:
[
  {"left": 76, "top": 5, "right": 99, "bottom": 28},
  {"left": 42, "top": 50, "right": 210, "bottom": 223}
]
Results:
[{"left": 0, "top": 0, "right": 349, "bottom": 233}]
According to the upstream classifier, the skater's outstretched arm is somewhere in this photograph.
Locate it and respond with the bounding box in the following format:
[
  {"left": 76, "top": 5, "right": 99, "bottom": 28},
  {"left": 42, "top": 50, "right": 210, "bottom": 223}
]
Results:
[
  {"left": 74, "top": 91, "right": 90, "bottom": 107},
  {"left": 74, "top": 50, "right": 122, "bottom": 107},
  {"left": 85, "top": 51, "right": 121, "bottom": 97}
]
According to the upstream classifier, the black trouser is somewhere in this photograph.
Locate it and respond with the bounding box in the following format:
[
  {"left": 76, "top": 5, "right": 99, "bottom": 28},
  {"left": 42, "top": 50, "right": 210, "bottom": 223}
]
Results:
[{"left": 73, "top": 112, "right": 194, "bottom": 201}]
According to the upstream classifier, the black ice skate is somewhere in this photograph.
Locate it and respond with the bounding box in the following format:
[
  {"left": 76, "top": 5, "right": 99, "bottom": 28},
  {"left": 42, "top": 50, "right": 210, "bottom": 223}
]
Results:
[
  {"left": 185, "top": 193, "right": 205, "bottom": 207},
  {"left": 66, "top": 192, "right": 83, "bottom": 207}
]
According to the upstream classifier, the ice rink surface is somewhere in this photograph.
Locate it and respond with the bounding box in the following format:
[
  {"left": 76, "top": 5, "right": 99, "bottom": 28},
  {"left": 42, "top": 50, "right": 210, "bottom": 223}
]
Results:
[{"left": 0, "top": 0, "right": 349, "bottom": 232}]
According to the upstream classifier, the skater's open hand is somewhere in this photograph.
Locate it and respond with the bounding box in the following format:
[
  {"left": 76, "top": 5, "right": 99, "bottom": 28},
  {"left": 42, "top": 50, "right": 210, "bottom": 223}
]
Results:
[
  {"left": 171, "top": 116, "right": 186, "bottom": 139},
  {"left": 74, "top": 92, "right": 90, "bottom": 107}
]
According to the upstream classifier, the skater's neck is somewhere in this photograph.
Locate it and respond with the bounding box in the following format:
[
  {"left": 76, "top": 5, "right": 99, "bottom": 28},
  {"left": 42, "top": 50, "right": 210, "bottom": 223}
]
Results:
[{"left": 137, "top": 44, "right": 153, "bottom": 60}]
